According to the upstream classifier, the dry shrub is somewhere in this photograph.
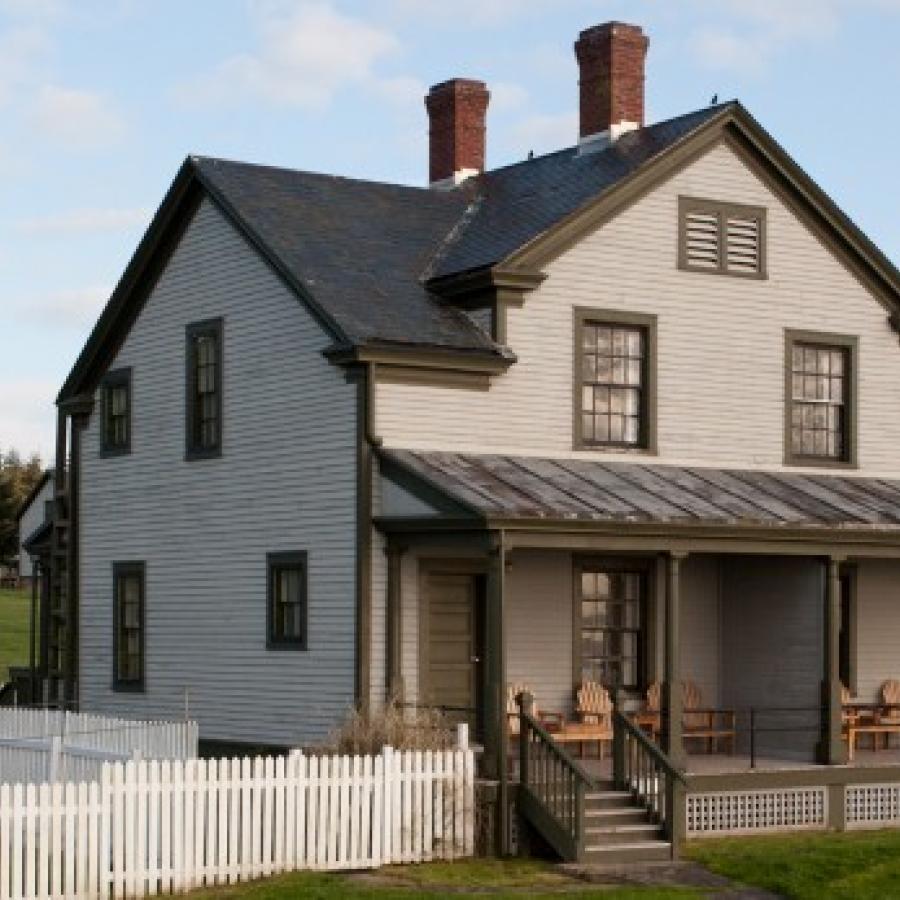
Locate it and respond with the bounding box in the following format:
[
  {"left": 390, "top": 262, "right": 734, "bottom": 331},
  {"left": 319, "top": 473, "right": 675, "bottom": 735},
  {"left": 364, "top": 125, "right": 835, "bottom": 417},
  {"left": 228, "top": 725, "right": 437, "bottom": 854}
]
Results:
[{"left": 326, "top": 696, "right": 456, "bottom": 756}]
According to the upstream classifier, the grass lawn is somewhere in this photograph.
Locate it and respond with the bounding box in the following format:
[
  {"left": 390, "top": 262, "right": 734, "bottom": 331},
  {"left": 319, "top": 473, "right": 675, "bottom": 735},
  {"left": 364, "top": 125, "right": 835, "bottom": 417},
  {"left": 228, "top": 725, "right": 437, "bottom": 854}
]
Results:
[
  {"left": 686, "top": 829, "right": 900, "bottom": 899},
  {"left": 181, "top": 859, "right": 702, "bottom": 899},
  {"left": 0, "top": 586, "right": 32, "bottom": 681}
]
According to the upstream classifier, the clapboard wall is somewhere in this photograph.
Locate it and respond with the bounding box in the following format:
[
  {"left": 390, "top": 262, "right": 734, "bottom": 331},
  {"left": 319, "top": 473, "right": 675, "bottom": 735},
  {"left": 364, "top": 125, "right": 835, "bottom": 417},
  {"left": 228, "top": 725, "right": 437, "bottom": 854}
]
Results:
[{"left": 78, "top": 197, "right": 358, "bottom": 746}]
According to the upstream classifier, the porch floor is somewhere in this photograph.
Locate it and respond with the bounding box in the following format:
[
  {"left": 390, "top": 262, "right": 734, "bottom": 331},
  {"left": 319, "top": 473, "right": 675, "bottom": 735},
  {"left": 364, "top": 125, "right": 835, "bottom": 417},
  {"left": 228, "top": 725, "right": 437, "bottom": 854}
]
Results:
[{"left": 574, "top": 746, "right": 900, "bottom": 779}]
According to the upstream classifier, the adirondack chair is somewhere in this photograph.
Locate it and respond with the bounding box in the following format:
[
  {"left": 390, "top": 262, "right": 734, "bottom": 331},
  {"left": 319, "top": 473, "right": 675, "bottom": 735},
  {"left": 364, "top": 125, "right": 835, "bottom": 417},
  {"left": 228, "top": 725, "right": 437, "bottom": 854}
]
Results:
[
  {"left": 879, "top": 679, "right": 900, "bottom": 747},
  {"left": 555, "top": 679, "right": 614, "bottom": 758},
  {"left": 506, "top": 683, "right": 564, "bottom": 737}
]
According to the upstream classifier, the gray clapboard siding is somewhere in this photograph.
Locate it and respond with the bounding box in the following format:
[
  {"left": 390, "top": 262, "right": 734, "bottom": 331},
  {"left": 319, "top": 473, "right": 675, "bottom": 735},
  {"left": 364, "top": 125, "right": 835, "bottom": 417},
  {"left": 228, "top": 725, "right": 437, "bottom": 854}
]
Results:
[
  {"left": 78, "top": 197, "right": 358, "bottom": 747},
  {"left": 376, "top": 141, "right": 900, "bottom": 477},
  {"left": 719, "top": 557, "right": 824, "bottom": 760},
  {"left": 855, "top": 559, "right": 900, "bottom": 702},
  {"left": 680, "top": 555, "right": 721, "bottom": 709},
  {"left": 18, "top": 477, "right": 53, "bottom": 579}
]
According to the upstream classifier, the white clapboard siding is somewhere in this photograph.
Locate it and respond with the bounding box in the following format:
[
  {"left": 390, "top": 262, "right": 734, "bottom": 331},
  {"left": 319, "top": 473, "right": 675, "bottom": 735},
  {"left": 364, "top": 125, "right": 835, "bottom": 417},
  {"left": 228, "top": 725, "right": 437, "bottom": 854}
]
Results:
[
  {"left": 0, "top": 709, "right": 198, "bottom": 786},
  {"left": 0, "top": 745, "right": 475, "bottom": 900}
]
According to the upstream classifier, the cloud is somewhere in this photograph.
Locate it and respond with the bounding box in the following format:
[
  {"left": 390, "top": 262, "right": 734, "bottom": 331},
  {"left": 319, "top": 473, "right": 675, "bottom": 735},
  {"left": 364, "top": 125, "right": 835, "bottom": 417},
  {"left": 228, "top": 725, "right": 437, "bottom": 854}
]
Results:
[
  {"left": 16, "top": 206, "right": 150, "bottom": 236},
  {"left": 689, "top": 0, "right": 900, "bottom": 73},
  {"left": 30, "top": 85, "right": 125, "bottom": 150},
  {"left": 17, "top": 284, "right": 109, "bottom": 331},
  {"left": 385, "top": 0, "right": 570, "bottom": 27},
  {"left": 507, "top": 110, "right": 578, "bottom": 157},
  {"left": 490, "top": 81, "right": 529, "bottom": 113},
  {"left": 179, "top": 2, "right": 402, "bottom": 110}
]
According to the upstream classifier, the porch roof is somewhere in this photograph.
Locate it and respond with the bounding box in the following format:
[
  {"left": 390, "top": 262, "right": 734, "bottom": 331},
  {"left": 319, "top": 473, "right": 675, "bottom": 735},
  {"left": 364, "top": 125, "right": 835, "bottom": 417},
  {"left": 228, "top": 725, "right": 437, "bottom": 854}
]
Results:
[{"left": 381, "top": 450, "right": 900, "bottom": 533}]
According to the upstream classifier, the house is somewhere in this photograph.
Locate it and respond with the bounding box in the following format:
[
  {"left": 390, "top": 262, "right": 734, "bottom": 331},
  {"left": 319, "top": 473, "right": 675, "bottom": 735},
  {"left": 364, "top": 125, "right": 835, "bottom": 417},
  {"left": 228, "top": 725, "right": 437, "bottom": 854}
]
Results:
[
  {"left": 16, "top": 469, "right": 54, "bottom": 589},
  {"left": 43, "top": 21, "right": 900, "bottom": 859}
]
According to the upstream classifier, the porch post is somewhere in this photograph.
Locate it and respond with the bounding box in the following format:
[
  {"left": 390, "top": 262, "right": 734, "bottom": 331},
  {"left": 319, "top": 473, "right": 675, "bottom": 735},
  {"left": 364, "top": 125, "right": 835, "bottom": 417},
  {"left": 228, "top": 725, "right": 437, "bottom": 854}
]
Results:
[
  {"left": 662, "top": 551, "right": 685, "bottom": 770},
  {"left": 484, "top": 531, "right": 509, "bottom": 853},
  {"left": 385, "top": 541, "right": 406, "bottom": 702},
  {"left": 820, "top": 555, "right": 846, "bottom": 765}
]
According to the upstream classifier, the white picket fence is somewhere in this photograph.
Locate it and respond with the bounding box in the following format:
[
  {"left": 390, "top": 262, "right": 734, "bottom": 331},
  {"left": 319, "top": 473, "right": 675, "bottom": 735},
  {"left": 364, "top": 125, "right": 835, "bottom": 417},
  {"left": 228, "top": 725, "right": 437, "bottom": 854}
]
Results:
[
  {"left": 0, "top": 709, "right": 198, "bottom": 787},
  {"left": 0, "top": 746, "right": 475, "bottom": 900}
]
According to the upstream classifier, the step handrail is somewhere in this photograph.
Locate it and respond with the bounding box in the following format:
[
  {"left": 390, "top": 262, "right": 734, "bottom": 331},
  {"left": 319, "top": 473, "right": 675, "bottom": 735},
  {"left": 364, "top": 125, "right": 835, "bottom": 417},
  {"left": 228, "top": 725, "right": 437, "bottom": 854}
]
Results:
[
  {"left": 613, "top": 709, "right": 685, "bottom": 846},
  {"left": 516, "top": 691, "right": 594, "bottom": 861}
]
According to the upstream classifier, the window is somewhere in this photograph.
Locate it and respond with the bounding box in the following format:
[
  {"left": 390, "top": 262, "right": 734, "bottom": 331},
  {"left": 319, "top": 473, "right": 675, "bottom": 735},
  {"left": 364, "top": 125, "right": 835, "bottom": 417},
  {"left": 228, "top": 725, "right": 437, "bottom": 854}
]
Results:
[
  {"left": 578, "top": 566, "right": 646, "bottom": 692},
  {"left": 679, "top": 197, "right": 766, "bottom": 278},
  {"left": 186, "top": 318, "right": 223, "bottom": 458},
  {"left": 267, "top": 552, "right": 308, "bottom": 649},
  {"left": 785, "top": 331, "right": 857, "bottom": 466},
  {"left": 100, "top": 368, "right": 131, "bottom": 454},
  {"left": 575, "top": 309, "right": 656, "bottom": 450},
  {"left": 113, "top": 562, "right": 144, "bottom": 690}
]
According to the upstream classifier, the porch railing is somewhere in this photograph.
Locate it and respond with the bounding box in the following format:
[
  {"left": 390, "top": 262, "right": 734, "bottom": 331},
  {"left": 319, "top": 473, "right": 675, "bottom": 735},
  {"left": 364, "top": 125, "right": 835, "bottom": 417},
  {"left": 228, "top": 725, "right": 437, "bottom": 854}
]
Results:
[
  {"left": 613, "top": 709, "right": 686, "bottom": 843},
  {"left": 516, "top": 692, "right": 594, "bottom": 861}
]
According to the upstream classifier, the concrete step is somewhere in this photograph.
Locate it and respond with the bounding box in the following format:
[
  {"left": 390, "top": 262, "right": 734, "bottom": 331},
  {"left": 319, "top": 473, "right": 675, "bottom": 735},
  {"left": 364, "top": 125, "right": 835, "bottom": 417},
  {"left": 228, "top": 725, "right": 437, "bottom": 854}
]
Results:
[
  {"left": 584, "top": 822, "right": 664, "bottom": 845},
  {"left": 581, "top": 840, "right": 673, "bottom": 865}
]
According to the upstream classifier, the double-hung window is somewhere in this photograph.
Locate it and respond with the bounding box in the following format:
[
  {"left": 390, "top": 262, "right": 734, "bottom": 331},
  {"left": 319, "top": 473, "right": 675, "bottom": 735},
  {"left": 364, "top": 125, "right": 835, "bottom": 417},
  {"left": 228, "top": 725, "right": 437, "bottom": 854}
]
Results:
[
  {"left": 786, "top": 331, "right": 857, "bottom": 466},
  {"left": 113, "top": 562, "right": 144, "bottom": 690},
  {"left": 578, "top": 566, "right": 646, "bottom": 692},
  {"left": 100, "top": 368, "right": 131, "bottom": 455},
  {"left": 575, "top": 310, "right": 656, "bottom": 450},
  {"left": 267, "top": 552, "right": 308, "bottom": 649},
  {"left": 186, "top": 319, "right": 223, "bottom": 458}
]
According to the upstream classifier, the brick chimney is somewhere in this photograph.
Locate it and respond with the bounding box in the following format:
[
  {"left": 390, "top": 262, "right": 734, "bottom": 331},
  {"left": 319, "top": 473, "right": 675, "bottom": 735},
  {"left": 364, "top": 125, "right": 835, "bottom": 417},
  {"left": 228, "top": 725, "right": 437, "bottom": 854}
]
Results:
[
  {"left": 574, "top": 22, "right": 649, "bottom": 152},
  {"left": 425, "top": 78, "right": 490, "bottom": 188}
]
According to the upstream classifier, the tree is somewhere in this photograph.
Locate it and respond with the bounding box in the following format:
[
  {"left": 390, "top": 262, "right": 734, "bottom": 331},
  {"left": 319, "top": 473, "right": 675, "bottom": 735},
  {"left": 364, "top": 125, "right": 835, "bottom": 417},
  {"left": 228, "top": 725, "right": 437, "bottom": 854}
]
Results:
[{"left": 0, "top": 449, "right": 45, "bottom": 566}]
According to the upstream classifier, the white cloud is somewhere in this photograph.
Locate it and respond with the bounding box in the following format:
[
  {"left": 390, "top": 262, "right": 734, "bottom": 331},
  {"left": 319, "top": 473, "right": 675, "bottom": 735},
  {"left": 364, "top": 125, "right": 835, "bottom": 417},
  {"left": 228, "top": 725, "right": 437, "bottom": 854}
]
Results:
[
  {"left": 179, "top": 2, "right": 402, "bottom": 110},
  {"left": 507, "top": 110, "right": 578, "bottom": 157},
  {"left": 385, "top": 0, "right": 571, "bottom": 27},
  {"left": 0, "top": 376, "right": 57, "bottom": 461},
  {"left": 689, "top": 0, "right": 900, "bottom": 73},
  {"left": 490, "top": 81, "right": 529, "bottom": 113},
  {"left": 16, "top": 206, "right": 150, "bottom": 236},
  {"left": 18, "top": 284, "right": 109, "bottom": 331},
  {"left": 30, "top": 85, "right": 125, "bottom": 150}
]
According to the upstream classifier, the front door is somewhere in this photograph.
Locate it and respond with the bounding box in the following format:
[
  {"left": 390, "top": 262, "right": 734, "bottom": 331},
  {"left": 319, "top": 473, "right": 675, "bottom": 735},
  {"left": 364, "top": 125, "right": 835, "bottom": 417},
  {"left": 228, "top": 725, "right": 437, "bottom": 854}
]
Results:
[{"left": 424, "top": 571, "right": 484, "bottom": 738}]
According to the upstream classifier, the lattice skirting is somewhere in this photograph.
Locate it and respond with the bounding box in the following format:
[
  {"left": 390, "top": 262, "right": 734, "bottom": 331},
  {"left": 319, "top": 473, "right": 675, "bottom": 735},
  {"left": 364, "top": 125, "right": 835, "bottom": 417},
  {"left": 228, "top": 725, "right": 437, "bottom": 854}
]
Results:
[
  {"left": 687, "top": 788, "right": 827, "bottom": 837},
  {"left": 846, "top": 783, "right": 900, "bottom": 829}
]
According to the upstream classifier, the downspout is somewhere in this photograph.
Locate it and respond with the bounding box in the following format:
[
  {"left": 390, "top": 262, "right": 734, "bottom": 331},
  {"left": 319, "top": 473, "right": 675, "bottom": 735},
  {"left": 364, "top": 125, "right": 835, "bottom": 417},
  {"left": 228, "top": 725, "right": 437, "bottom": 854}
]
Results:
[{"left": 355, "top": 362, "right": 382, "bottom": 709}]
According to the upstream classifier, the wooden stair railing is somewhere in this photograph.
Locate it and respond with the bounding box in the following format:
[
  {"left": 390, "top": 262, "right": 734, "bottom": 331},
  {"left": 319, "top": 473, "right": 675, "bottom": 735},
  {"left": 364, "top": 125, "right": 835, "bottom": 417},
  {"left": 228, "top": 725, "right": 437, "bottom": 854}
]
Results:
[
  {"left": 516, "top": 691, "right": 594, "bottom": 861},
  {"left": 613, "top": 708, "right": 687, "bottom": 845}
]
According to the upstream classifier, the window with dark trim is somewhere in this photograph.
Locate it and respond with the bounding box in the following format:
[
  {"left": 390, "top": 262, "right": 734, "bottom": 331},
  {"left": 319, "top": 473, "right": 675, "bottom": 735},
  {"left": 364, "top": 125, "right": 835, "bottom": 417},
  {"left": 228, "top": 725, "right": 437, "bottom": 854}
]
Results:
[
  {"left": 578, "top": 567, "right": 646, "bottom": 692},
  {"left": 113, "top": 562, "right": 144, "bottom": 690},
  {"left": 679, "top": 196, "right": 766, "bottom": 278},
  {"left": 100, "top": 368, "right": 131, "bottom": 455},
  {"left": 785, "top": 331, "right": 857, "bottom": 467},
  {"left": 267, "top": 552, "right": 308, "bottom": 649},
  {"left": 186, "top": 318, "right": 223, "bottom": 459},
  {"left": 575, "top": 309, "right": 656, "bottom": 450}
]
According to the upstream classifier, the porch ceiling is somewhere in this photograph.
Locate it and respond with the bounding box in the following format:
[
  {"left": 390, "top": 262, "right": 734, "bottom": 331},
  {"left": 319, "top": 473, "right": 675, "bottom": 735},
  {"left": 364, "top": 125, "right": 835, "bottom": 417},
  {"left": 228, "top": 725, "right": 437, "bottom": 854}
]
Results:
[{"left": 380, "top": 450, "right": 900, "bottom": 535}]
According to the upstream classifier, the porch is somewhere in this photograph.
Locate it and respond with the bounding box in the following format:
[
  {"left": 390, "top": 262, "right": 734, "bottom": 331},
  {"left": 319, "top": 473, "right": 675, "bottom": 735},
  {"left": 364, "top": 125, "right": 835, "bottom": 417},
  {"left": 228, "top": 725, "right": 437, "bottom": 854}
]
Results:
[{"left": 374, "top": 449, "right": 900, "bottom": 857}]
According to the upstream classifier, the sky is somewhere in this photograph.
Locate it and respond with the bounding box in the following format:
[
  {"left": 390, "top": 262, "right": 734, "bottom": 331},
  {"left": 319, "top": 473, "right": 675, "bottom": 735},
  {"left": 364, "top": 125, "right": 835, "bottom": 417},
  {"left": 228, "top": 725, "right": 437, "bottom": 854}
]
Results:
[{"left": 2, "top": 0, "right": 899, "bottom": 461}]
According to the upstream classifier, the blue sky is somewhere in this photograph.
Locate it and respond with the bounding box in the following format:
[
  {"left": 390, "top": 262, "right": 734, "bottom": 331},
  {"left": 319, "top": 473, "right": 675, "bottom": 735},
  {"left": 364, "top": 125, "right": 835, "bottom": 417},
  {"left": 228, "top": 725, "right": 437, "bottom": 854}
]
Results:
[{"left": 2, "top": 0, "right": 899, "bottom": 460}]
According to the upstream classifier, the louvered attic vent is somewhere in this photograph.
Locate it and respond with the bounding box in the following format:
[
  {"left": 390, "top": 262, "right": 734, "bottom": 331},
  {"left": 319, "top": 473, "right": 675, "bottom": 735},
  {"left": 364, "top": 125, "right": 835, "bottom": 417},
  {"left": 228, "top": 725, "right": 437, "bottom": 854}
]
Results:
[{"left": 679, "top": 197, "right": 766, "bottom": 278}]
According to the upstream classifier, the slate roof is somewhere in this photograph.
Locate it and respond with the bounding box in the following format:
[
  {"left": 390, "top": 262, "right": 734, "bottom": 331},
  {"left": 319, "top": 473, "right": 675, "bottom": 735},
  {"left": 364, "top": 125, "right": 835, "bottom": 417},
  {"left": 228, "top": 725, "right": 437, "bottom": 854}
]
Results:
[
  {"left": 192, "top": 104, "right": 729, "bottom": 353},
  {"left": 383, "top": 450, "right": 900, "bottom": 531}
]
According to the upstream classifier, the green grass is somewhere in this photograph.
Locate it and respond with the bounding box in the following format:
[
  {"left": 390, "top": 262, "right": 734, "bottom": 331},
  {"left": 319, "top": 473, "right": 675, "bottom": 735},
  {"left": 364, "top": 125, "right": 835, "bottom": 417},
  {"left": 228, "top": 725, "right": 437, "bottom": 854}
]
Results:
[
  {"left": 0, "top": 586, "right": 32, "bottom": 682},
  {"left": 686, "top": 829, "right": 900, "bottom": 900},
  {"left": 180, "top": 859, "right": 702, "bottom": 899}
]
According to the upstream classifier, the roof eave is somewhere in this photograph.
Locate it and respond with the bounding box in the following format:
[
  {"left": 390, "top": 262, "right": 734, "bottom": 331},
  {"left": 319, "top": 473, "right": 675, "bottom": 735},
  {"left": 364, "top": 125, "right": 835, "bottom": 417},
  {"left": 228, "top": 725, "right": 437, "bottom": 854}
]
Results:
[{"left": 325, "top": 341, "right": 515, "bottom": 374}]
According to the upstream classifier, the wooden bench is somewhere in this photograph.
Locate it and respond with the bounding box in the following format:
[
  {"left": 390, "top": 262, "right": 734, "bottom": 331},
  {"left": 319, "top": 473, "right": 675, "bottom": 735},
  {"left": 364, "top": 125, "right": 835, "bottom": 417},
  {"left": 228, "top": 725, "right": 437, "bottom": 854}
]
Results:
[
  {"left": 846, "top": 723, "right": 900, "bottom": 761},
  {"left": 554, "top": 722, "right": 611, "bottom": 758}
]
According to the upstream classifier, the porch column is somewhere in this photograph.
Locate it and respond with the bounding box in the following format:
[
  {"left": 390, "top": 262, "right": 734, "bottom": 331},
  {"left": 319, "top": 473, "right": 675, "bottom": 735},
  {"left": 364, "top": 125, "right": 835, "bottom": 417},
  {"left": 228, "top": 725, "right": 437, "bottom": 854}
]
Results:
[
  {"left": 483, "top": 532, "right": 508, "bottom": 852},
  {"left": 661, "top": 551, "right": 685, "bottom": 770},
  {"left": 385, "top": 541, "right": 406, "bottom": 702},
  {"left": 820, "top": 555, "right": 846, "bottom": 765}
]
